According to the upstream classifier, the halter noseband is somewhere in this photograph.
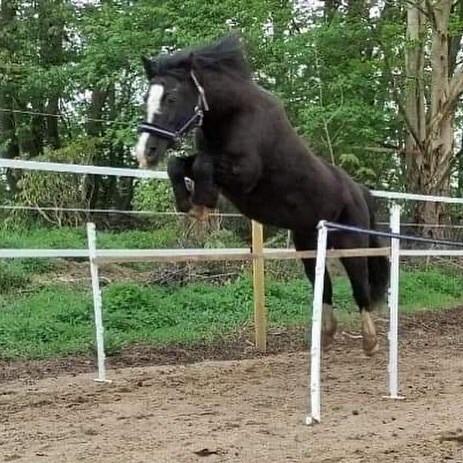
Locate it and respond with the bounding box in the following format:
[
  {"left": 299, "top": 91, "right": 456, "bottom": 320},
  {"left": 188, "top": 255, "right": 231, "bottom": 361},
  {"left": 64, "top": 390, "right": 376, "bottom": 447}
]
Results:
[{"left": 138, "top": 71, "right": 209, "bottom": 143}]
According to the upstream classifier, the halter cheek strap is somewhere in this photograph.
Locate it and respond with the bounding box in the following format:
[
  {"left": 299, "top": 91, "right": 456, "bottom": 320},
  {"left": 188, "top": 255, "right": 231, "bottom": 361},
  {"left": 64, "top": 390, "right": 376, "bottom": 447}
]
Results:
[
  {"left": 190, "top": 70, "right": 209, "bottom": 111},
  {"left": 137, "top": 71, "right": 208, "bottom": 142}
]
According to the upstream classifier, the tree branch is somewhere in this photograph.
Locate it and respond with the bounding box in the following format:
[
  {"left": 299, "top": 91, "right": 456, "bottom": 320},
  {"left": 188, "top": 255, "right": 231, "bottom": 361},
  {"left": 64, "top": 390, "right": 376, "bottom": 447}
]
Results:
[
  {"left": 314, "top": 43, "right": 337, "bottom": 165},
  {"left": 424, "top": 0, "right": 438, "bottom": 29},
  {"left": 391, "top": 0, "right": 433, "bottom": 22},
  {"left": 376, "top": 36, "right": 424, "bottom": 150}
]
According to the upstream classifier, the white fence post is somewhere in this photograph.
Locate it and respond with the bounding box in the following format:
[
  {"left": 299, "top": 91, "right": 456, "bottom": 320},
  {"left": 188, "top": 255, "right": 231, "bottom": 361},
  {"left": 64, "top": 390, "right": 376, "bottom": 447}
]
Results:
[
  {"left": 306, "top": 221, "right": 328, "bottom": 425},
  {"left": 86, "top": 222, "right": 109, "bottom": 383},
  {"left": 388, "top": 204, "right": 402, "bottom": 399}
]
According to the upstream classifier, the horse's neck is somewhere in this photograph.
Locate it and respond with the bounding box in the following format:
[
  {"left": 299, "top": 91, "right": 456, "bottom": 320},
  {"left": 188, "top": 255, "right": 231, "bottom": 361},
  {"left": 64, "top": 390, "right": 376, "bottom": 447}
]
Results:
[
  {"left": 200, "top": 73, "right": 316, "bottom": 165},
  {"left": 202, "top": 72, "right": 253, "bottom": 116}
]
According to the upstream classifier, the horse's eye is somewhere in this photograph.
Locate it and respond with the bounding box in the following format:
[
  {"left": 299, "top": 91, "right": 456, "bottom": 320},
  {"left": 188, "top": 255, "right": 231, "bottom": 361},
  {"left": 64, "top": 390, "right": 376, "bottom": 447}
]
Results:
[{"left": 166, "top": 95, "right": 176, "bottom": 104}]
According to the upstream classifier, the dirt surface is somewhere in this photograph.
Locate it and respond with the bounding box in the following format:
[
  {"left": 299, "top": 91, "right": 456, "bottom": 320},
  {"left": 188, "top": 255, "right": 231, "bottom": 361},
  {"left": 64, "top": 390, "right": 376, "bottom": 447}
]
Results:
[{"left": 1, "top": 309, "right": 463, "bottom": 462}]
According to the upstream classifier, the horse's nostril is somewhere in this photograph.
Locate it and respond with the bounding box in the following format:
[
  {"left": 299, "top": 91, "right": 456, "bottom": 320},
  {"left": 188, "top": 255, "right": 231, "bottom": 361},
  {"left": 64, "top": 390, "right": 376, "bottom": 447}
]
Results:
[{"left": 148, "top": 147, "right": 157, "bottom": 158}]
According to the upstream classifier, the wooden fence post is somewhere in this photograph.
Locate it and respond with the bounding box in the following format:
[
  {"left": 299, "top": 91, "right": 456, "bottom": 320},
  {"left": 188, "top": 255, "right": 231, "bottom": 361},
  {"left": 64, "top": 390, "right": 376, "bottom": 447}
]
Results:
[{"left": 252, "top": 221, "right": 266, "bottom": 352}]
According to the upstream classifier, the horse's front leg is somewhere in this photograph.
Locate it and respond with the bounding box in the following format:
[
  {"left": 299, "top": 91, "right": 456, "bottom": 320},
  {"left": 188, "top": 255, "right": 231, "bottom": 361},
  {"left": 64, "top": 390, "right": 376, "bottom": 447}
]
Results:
[
  {"left": 167, "top": 153, "right": 220, "bottom": 220},
  {"left": 167, "top": 156, "right": 195, "bottom": 213},
  {"left": 189, "top": 152, "right": 220, "bottom": 220}
]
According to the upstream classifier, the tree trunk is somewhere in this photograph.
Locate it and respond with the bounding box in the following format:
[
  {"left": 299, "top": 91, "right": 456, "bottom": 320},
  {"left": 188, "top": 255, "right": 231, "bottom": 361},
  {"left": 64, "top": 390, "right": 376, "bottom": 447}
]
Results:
[
  {"left": 82, "top": 88, "right": 109, "bottom": 208},
  {"left": 404, "top": 0, "right": 426, "bottom": 195},
  {"left": 403, "top": 0, "right": 460, "bottom": 234},
  {"left": 418, "top": 0, "right": 453, "bottom": 231},
  {"left": 0, "top": 0, "right": 20, "bottom": 194},
  {"left": 38, "top": 0, "right": 65, "bottom": 150}
]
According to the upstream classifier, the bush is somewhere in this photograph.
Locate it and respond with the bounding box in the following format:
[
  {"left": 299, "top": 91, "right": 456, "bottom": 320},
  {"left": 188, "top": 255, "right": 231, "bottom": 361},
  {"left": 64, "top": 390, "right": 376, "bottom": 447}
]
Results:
[
  {"left": 133, "top": 179, "right": 175, "bottom": 212},
  {"left": 9, "top": 140, "right": 99, "bottom": 227},
  {"left": 204, "top": 229, "right": 245, "bottom": 248}
]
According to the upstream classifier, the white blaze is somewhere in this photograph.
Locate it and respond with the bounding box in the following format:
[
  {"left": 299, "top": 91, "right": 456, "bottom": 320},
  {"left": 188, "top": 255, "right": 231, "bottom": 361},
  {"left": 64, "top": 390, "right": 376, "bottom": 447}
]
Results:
[{"left": 134, "top": 84, "right": 164, "bottom": 166}]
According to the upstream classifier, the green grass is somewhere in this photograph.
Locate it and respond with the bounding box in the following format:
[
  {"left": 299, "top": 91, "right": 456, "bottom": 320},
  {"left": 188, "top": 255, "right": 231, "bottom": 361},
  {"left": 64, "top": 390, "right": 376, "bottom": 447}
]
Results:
[
  {"left": 0, "top": 288, "right": 94, "bottom": 358},
  {"left": 0, "top": 267, "right": 463, "bottom": 360},
  {"left": 0, "top": 227, "right": 87, "bottom": 249},
  {"left": 399, "top": 266, "right": 463, "bottom": 313},
  {"left": 0, "top": 225, "right": 182, "bottom": 250},
  {"left": 0, "top": 259, "right": 57, "bottom": 293}
]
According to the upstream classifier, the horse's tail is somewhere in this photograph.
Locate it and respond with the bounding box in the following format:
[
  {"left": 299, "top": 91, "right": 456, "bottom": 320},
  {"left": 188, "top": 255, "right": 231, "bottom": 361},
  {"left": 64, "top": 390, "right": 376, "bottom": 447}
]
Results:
[{"left": 362, "top": 187, "right": 389, "bottom": 306}]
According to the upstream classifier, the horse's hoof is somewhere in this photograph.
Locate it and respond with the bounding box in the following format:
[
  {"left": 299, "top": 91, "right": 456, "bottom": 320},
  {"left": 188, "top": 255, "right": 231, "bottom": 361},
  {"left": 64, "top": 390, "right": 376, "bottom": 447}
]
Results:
[
  {"left": 322, "top": 323, "right": 337, "bottom": 349},
  {"left": 362, "top": 335, "right": 379, "bottom": 357},
  {"left": 189, "top": 205, "right": 210, "bottom": 221},
  {"left": 361, "top": 310, "right": 378, "bottom": 356}
]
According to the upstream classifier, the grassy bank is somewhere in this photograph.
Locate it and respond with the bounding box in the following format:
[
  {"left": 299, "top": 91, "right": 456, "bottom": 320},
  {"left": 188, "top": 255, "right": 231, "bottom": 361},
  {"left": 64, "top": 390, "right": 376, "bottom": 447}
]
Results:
[{"left": 1, "top": 268, "right": 462, "bottom": 360}]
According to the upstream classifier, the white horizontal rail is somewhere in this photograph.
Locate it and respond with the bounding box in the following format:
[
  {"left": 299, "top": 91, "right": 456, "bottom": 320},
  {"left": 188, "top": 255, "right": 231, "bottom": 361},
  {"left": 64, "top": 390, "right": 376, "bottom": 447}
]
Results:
[
  {"left": 6, "top": 247, "right": 463, "bottom": 261},
  {"left": 97, "top": 247, "right": 390, "bottom": 263},
  {"left": 0, "top": 158, "right": 168, "bottom": 179},
  {"left": 2, "top": 158, "right": 463, "bottom": 205},
  {"left": 0, "top": 249, "right": 89, "bottom": 258},
  {"left": 97, "top": 248, "right": 252, "bottom": 263},
  {"left": 371, "top": 190, "right": 463, "bottom": 205},
  {"left": 0, "top": 247, "right": 390, "bottom": 261},
  {"left": 399, "top": 249, "right": 463, "bottom": 257}
]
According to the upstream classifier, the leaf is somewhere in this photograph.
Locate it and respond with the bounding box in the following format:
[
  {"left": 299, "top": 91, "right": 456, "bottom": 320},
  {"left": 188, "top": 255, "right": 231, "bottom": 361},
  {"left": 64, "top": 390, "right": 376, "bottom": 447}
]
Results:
[{"left": 339, "top": 153, "right": 361, "bottom": 167}]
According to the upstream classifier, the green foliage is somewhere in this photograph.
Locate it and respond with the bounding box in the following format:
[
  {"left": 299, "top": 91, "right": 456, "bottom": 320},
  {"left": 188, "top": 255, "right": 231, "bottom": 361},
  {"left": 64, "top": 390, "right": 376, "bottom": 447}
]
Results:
[
  {"left": 0, "top": 224, "right": 183, "bottom": 250},
  {"left": 0, "top": 288, "right": 93, "bottom": 359},
  {"left": 132, "top": 179, "right": 175, "bottom": 213},
  {"left": 104, "top": 283, "right": 178, "bottom": 331},
  {"left": 98, "top": 226, "right": 181, "bottom": 249},
  {"left": 2, "top": 0, "right": 462, "bottom": 212},
  {"left": 11, "top": 140, "right": 100, "bottom": 227},
  {"left": 204, "top": 229, "right": 245, "bottom": 248},
  {"left": 0, "top": 226, "right": 87, "bottom": 248}
]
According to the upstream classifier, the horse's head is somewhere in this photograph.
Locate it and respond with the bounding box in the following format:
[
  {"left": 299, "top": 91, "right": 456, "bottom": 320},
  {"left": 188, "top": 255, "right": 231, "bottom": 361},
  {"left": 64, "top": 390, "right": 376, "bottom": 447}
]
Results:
[{"left": 134, "top": 55, "right": 208, "bottom": 169}]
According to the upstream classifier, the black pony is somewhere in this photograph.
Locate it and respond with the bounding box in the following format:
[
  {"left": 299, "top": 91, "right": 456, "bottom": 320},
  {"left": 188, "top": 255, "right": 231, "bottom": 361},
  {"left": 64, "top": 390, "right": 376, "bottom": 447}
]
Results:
[{"left": 135, "top": 35, "right": 389, "bottom": 356}]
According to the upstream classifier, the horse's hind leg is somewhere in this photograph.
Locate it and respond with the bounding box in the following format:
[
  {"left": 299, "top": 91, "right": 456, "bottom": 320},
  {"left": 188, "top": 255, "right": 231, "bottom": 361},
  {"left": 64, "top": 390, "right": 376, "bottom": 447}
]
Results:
[
  {"left": 340, "top": 256, "right": 378, "bottom": 356},
  {"left": 293, "top": 231, "right": 337, "bottom": 348},
  {"left": 335, "top": 198, "right": 379, "bottom": 356}
]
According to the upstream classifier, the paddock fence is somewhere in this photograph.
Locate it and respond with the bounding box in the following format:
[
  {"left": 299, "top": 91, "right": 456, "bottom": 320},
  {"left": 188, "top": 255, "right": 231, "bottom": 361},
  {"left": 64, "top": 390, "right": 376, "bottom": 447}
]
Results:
[
  {"left": 307, "top": 211, "right": 463, "bottom": 425},
  {"left": 1, "top": 158, "right": 463, "bottom": 425}
]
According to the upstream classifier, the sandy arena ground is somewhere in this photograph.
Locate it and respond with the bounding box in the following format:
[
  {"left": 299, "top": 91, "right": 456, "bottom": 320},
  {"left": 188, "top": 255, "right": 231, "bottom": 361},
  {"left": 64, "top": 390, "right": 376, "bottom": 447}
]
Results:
[{"left": 1, "top": 310, "right": 463, "bottom": 463}]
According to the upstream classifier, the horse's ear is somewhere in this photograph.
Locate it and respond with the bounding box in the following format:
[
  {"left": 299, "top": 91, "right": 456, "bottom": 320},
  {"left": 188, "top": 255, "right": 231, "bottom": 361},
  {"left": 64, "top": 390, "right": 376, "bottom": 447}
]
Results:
[{"left": 141, "top": 56, "right": 155, "bottom": 78}]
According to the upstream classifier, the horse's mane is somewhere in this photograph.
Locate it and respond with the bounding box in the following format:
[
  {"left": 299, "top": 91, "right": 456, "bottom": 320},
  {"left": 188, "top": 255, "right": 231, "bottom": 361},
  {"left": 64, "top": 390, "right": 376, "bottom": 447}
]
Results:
[{"left": 154, "top": 34, "right": 251, "bottom": 79}]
